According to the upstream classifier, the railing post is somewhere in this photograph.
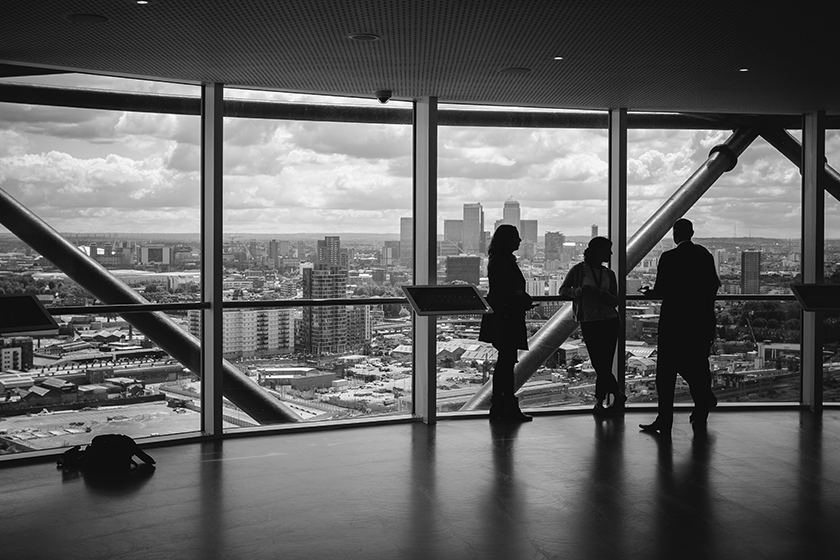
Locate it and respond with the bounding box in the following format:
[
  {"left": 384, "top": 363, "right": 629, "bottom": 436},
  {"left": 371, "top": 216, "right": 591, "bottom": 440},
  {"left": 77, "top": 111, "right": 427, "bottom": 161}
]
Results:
[{"left": 413, "top": 98, "right": 438, "bottom": 424}]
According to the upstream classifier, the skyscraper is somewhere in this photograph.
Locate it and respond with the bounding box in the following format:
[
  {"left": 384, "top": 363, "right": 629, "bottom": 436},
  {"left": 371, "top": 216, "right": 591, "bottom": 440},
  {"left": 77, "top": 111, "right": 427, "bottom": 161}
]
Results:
[
  {"left": 317, "top": 236, "right": 341, "bottom": 265},
  {"left": 520, "top": 219, "right": 538, "bottom": 244},
  {"left": 503, "top": 197, "right": 521, "bottom": 231},
  {"left": 463, "top": 203, "right": 484, "bottom": 255},
  {"left": 591, "top": 224, "right": 599, "bottom": 238},
  {"left": 714, "top": 248, "right": 726, "bottom": 273},
  {"left": 400, "top": 217, "right": 413, "bottom": 267},
  {"left": 442, "top": 219, "right": 463, "bottom": 256},
  {"left": 300, "top": 236, "right": 349, "bottom": 355},
  {"left": 382, "top": 240, "right": 400, "bottom": 266},
  {"left": 741, "top": 250, "right": 761, "bottom": 294},
  {"left": 544, "top": 231, "right": 565, "bottom": 269}
]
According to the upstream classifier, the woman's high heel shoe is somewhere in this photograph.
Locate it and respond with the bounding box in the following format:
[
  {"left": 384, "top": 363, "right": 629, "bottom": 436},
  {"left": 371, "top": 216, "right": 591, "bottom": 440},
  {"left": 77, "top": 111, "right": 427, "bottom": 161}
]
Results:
[{"left": 612, "top": 392, "right": 628, "bottom": 411}]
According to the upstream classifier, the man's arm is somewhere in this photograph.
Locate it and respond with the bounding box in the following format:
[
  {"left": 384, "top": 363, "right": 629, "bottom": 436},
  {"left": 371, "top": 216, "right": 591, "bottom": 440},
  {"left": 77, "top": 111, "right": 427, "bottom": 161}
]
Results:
[{"left": 641, "top": 251, "right": 671, "bottom": 298}]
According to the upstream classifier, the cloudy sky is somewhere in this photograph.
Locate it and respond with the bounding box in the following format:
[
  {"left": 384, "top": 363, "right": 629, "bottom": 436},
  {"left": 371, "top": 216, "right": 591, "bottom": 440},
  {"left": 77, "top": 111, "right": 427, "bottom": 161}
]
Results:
[{"left": 1, "top": 73, "right": 839, "bottom": 240}]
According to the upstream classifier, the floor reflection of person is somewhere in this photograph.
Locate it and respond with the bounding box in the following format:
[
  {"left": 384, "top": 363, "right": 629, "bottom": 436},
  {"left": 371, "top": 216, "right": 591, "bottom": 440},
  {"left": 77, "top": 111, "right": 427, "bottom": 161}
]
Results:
[
  {"left": 639, "top": 219, "right": 721, "bottom": 434},
  {"left": 559, "top": 236, "right": 625, "bottom": 415},
  {"left": 478, "top": 225, "right": 534, "bottom": 422}
]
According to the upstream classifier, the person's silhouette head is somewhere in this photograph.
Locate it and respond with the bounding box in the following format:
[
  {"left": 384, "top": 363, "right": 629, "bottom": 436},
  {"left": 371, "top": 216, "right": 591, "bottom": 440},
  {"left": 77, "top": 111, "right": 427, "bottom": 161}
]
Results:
[
  {"left": 673, "top": 218, "right": 694, "bottom": 244},
  {"left": 584, "top": 236, "right": 612, "bottom": 265},
  {"left": 488, "top": 224, "right": 520, "bottom": 256}
]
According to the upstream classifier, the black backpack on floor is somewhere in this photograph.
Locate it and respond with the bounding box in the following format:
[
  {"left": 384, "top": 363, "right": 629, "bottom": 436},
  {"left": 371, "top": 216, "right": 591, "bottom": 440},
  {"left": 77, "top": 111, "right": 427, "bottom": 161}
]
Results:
[{"left": 57, "top": 434, "right": 155, "bottom": 476}]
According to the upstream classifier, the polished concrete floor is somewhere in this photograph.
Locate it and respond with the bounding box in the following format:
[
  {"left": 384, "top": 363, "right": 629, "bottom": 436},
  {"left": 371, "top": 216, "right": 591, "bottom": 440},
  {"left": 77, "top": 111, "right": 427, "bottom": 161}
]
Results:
[{"left": 2, "top": 409, "right": 840, "bottom": 560}]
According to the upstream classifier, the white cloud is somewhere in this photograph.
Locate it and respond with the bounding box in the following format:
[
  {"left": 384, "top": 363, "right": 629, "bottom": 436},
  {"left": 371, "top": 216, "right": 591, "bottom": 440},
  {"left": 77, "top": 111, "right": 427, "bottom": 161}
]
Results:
[{"left": 4, "top": 80, "right": 840, "bottom": 238}]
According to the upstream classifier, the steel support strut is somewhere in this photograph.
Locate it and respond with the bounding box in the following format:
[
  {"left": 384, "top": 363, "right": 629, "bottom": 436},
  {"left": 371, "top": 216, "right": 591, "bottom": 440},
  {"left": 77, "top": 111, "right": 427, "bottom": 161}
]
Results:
[
  {"left": 0, "top": 187, "right": 298, "bottom": 424},
  {"left": 758, "top": 127, "right": 840, "bottom": 202},
  {"left": 461, "top": 127, "right": 758, "bottom": 411}
]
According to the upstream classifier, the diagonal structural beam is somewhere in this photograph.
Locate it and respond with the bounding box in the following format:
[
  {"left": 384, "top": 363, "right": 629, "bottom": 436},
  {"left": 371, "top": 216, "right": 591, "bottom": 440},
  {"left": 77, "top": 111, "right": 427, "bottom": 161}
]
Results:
[
  {"left": 0, "top": 187, "right": 299, "bottom": 424},
  {"left": 758, "top": 127, "right": 840, "bottom": 202},
  {"left": 461, "top": 127, "right": 758, "bottom": 411}
]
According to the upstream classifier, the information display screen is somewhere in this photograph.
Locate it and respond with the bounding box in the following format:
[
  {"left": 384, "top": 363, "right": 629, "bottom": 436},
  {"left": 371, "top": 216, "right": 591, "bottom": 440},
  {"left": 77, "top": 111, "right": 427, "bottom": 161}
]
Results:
[
  {"left": 0, "top": 294, "right": 60, "bottom": 336},
  {"left": 791, "top": 284, "right": 840, "bottom": 311},
  {"left": 401, "top": 285, "right": 492, "bottom": 316}
]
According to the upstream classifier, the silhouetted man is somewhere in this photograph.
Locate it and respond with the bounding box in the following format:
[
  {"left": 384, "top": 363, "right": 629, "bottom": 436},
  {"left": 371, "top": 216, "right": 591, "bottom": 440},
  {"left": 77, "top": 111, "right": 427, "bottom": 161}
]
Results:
[{"left": 640, "top": 219, "right": 721, "bottom": 434}]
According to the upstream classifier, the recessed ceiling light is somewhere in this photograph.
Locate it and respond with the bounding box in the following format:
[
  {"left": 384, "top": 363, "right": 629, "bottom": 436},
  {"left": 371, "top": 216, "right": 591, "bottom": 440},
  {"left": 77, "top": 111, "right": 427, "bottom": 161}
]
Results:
[
  {"left": 553, "top": 56, "right": 564, "bottom": 61},
  {"left": 499, "top": 67, "right": 531, "bottom": 74},
  {"left": 66, "top": 13, "right": 109, "bottom": 24},
  {"left": 136, "top": 0, "right": 151, "bottom": 4},
  {"left": 739, "top": 68, "right": 749, "bottom": 72},
  {"left": 348, "top": 33, "right": 381, "bottom": 42}
]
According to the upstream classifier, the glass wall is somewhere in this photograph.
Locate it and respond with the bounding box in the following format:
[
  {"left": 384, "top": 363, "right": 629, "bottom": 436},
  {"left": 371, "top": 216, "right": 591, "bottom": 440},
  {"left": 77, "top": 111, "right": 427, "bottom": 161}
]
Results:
[
  {"left": 0, "top": 74, "right": 202, "bottom": 455},
  {"left": 435, "top": 111, "right": 608, "bottom": 412},
  {"left": 626, "top": 127, "right": 802, "bottom": 405},
  {"left": 1, "top": 73, "right": 834, "bottom": 457},
  {"left": 823, "top": 128, "right": 840, "bottom": 402},
  {"left": 220, "top": 89, "right": 413, "bottom": 426}
]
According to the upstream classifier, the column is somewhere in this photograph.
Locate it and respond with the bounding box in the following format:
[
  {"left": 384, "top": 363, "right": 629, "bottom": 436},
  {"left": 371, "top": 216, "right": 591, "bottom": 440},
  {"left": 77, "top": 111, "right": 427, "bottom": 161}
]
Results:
[
  {"left": 413, "top": 98, "right": 438, "bottom": 424},
  {"left": 802, "top": 111, "right": 825, "bottom": 411},
  {"left": 609, "top": 108, "right": 628, "bottom": 395},
  {"left": 201, "top": 83, "right": 224, "bottom": 434}
]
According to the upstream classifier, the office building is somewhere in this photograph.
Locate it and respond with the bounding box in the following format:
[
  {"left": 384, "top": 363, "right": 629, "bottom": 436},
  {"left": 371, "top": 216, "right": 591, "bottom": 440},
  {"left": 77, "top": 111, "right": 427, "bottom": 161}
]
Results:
[
  {"left": 462, "top": 203, "right": 484, "bottom": 255},
  {"left": 299, "top": 238, "right": 350, "bottom": 355},
  {"left": 741, "top": 250, "right": 762, "bottom": 294},
  {"left": 299, "top": 264, "right": 349, "bottom": 354},
  {"left": 399, "top": 217, "right": 413, "bottom": 267},
  {"left": 187, "top": 308, "right": 294, "bottom": 359},
  {"left": 714, "top": 248, "right": 727, "bottom": 273},
  {"left": 502, "top": 197, "right": 521, "bottom": 231},
  {"left": 544, "top": 231, "right": 565, "bottom": 271},
  {"left": 317, "top": 236, "right": 341, "bottom": 266},
  {"left": 139, "top": 244, "right": 171, "bottom": 265},
  {"left": 520, "top": 219, "right": 538, "bottom": 259},
  {"left": 545, "top": 232, "right": 565, "bottom": 261},
  {"left": 268, "top": 239, "right": 289, "bottom": 263},
  {"left": 381, "top": 240, "right": 400, "bottom": 267},
  {"left": 442, "top": 219, "right": 463, "bottom": 256},
  {"left": 1, "top": 338, "right": 28, "bottom": 372},
  {"left": 347, "top": 305, "right": 373, "bottom": 350},
  {"left": 520, "top": 219, "right": 538, "bottom": 245},
  {"left": 525, "top": 278, "right": 545, "bottom": 297}
]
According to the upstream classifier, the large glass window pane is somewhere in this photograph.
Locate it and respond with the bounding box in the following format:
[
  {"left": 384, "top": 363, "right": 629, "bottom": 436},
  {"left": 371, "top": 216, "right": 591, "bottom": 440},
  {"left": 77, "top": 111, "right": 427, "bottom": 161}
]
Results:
[
  {"left": 823, "top": 128, "right": 840, "bottom": 402},
  {"left": 221, "top": 89, "right": 412, "bottom": 426},
  {"left": 435, "top": 111, "right": 608, "bottom": 412},
  {"left": 627, "top": 126, "right": 801, "bottom": 405},
  {"left": 0, "top": 75, "right": 202, "bottom": 455},
  {"left": 0, "top": 83, "right": 202, "bottom": 308}
]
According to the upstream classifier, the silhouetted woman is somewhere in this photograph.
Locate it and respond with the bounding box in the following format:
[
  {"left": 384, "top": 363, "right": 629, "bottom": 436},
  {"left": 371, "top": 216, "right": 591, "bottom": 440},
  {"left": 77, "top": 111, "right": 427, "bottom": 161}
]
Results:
[
  {"left": 478, "top": 225, "right": 533, "bottom": 422},
  {"left": 559, "top": 236, "right": 626, "bottom": 415}
]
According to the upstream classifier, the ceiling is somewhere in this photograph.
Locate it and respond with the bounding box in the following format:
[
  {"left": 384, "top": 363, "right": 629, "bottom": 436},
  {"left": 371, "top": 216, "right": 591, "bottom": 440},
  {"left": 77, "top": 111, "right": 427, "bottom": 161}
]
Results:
[{"left": 1, "top": 1, "right": 838, "bottom": 115}]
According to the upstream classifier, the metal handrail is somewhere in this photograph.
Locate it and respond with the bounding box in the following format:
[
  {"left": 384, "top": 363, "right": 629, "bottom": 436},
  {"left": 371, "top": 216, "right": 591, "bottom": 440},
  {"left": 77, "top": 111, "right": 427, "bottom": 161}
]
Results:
[{"left": 41, "top": 292, "right": 799, "bottom": 317}]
